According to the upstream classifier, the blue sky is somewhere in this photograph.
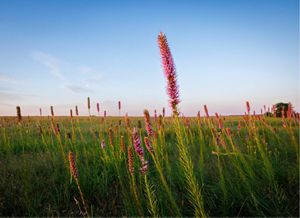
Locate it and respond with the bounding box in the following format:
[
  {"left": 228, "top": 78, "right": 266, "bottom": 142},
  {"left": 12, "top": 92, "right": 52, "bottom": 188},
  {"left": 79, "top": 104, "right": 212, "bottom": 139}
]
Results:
[{"left": 0, "top": 0, "right": 298, "bottom": 116}]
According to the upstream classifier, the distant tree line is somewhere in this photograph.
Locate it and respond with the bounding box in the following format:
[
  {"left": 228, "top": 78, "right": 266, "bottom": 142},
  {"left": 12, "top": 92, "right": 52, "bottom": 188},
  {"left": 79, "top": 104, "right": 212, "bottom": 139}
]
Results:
[{"left": 265, "top": 102, "right": 297, "bottom": 118}]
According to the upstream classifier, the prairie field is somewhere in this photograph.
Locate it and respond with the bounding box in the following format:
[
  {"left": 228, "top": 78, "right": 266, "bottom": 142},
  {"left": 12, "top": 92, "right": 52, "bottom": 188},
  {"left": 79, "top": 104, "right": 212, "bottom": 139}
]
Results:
[
  {"left": 0, "top": 2, "right": 299, "bottom": 217},
  {"left": 0, "top": 113, "right": 299, "bottom": 217}
]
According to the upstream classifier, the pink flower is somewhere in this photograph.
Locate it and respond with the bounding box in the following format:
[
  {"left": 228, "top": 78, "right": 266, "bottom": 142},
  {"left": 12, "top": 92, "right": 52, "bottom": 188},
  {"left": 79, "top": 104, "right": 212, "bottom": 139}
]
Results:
[
  {"left": 118, "top": 101, "right": 121, "bottom": 111},
  {"left": 204, "top": 105, "right": 209, "bottom": 118},
  {"left": 246, "top": 101, "right": 250, "bottom": 114},
  {"left": 97, "top": 103, "right": 100, "bottom": 113},
  {"left": 132, "top": 128, "right": 144, "bottom": 158},
  {"left": 143, "top": 109, "right": 153, "bottom": 137},
  {"left": 132, "top": 128, "right": 148, "bottom": 174},
  {"left": 144, "top": 136, "right": 153, "bottom": 154},
  {"left": 158, "top": 32, "right": 180, "bottom": 115}
]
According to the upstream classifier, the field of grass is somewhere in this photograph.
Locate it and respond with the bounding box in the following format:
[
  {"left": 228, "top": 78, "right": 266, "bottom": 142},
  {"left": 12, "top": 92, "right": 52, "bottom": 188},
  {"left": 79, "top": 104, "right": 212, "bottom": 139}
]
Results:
[{"left": 0, "top": 113, "right": 299, "bottom": 217}]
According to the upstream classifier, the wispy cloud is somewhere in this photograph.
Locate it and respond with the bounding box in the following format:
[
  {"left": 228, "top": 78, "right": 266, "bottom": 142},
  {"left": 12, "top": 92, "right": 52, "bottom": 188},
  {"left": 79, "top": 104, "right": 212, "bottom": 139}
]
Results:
[
  {"left": 32, "top": 51, "right": 65, "bottom": 80},
  {"left": 64, "top": 84, "right": 93, "bottom": 93}
]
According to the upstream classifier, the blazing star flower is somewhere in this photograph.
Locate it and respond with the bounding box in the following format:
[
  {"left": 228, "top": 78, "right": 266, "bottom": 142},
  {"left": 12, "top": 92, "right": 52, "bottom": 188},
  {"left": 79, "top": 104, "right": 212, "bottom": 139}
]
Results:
[
  {"left": 143, "top": 109, "right": 153, "bottom": 137},
  {"left": 132, "top": 128, "right": 149, "bottom": 174},
  {"left": 68, "top": 151, "right": 78, "bottom": 179},
  {"left": 144, "top": 136, "right": 153, "bottom": 154},
  {"left": 246, "top": 101, "right": 250, "bottom": 114},
  {"left": 204, "top": 105, "right": 209, "bottom": 118},
  {"left": 127, "top": 146, "right": 134, "bottom": 174},
  {"left": 118, "top": 101, "right": 121, "bottom": 111},
  {"left": 158, "top": 32, "right": 180, "bottom": 116},
  {"left": 132, "top": 128, "right": 144, "bottom": 158},
  {"left": 97, "top": 103, "right": 100, "bottom": 113}
]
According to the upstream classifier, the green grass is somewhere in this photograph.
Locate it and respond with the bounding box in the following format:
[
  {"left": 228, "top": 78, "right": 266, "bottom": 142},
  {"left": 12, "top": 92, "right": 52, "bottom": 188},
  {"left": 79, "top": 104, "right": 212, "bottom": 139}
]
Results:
[{"left": 0, "top": 115, "right": 299, "bottom": 217}]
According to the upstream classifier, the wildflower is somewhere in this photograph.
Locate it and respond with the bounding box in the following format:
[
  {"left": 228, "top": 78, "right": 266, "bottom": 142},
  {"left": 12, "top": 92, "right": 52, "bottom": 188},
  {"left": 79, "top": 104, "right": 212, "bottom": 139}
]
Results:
[
  {"left": 16, "top": 106, "right": 22, "bottom": 122},
  {"left": 68, "top": 151, "right": 78, "bottom": 179},
  {"left": 97, "top": 103, "right": 100, "bottom": 113},
  {"left": 133, "top": 128, "right": 149, "bottom": 174},
  {"left": 143, "top": 109, "right": 153, "bottom": 137},
  {"left": 118, "top": 101, "right": 121, "bottom": 111},
  {"left": 246, "top": 101, "right": 250, "bottom": 114},
  {"left": 127, "top": 146, "right": 134, "bottom": 174},
  {"left": 158, "top": 32, "right": 180, "bottom": 115},
  {"left": 50, "top": 106, "right": 54, "bottom": 117},
  {"left": 87, "top": 97, "right": 90, "bottom": 110},
  {"left": 139, "top": 161, "right": 148, "bottom": 174},
  {"left": 75, "top": 105, "right": 79, "bottom": 116},
  {"left": 132, "top": 128, "right": 144, "bottom": 158},
  {"left": 56, "top": 123, "right": 60, "bottom": 134},
  {"left": 144, "top": 136, "right": 153, "bottom": 154},
  {"left": 204, "top": 105, "right": 209, "bottom": 118}
]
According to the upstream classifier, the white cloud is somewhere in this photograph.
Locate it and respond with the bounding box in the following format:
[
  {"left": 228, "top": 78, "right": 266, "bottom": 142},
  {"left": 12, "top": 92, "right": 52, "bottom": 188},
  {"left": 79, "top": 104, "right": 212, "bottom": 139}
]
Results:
[{"left": 32, "top": 51, "right": 65, "bottom": 80}]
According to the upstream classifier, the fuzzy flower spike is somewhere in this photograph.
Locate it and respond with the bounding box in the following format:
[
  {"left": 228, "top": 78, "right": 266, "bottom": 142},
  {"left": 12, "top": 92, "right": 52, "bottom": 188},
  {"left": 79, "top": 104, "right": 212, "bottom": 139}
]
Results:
[{"left": 158, "top": 32, "right": 180, "bottom": 116}]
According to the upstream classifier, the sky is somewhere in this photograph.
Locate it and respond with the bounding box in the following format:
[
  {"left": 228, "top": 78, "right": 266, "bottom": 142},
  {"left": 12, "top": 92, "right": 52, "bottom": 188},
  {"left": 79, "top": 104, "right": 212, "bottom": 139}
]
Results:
[{"left": 0, "top": 0, "right": 299, "bottom": 116}]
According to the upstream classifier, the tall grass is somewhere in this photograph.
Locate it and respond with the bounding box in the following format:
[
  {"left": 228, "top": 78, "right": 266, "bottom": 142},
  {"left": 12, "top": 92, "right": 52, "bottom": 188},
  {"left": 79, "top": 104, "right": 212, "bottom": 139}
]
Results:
[{"left": 0, "top": 33, "right": 299, "bottom": 217}]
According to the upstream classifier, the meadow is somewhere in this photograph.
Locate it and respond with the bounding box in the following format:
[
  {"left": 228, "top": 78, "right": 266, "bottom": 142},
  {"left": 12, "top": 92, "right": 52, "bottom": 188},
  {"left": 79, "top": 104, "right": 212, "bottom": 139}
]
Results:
[
  {"left": 0, "top": 33, "right": 299, "bottom": 217},
  {"left": 0, "top": 111, "right": 299, "bottom": 217}
]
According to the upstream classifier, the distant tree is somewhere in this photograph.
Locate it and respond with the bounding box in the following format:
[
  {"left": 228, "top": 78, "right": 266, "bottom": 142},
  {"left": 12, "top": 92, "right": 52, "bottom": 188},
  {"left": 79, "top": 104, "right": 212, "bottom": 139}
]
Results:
[{"left": 274, "top": 102, "right": 294, "bottom": 118}]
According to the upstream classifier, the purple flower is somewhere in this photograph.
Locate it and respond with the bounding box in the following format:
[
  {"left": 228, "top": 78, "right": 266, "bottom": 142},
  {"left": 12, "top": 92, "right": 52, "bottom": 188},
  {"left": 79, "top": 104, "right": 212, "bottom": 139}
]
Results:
[
  {"left": 158, "top": 32, "right": 180, "bottom": 116},
  {"left": 132, "top": 128, "right": 144, "bottom": 158},
  {"left": 143, "top": 109, "right": 153, "bottom": 137}
]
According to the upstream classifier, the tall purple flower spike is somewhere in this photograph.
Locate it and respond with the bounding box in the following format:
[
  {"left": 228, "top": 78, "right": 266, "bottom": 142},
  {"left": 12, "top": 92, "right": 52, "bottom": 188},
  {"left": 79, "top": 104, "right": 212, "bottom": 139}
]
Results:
[
  {"left": 132, "top": 128, "right": 144, "bottom": 158},
  {"left": 158, "top": 32, "right": 180, "bottom": 116}
]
